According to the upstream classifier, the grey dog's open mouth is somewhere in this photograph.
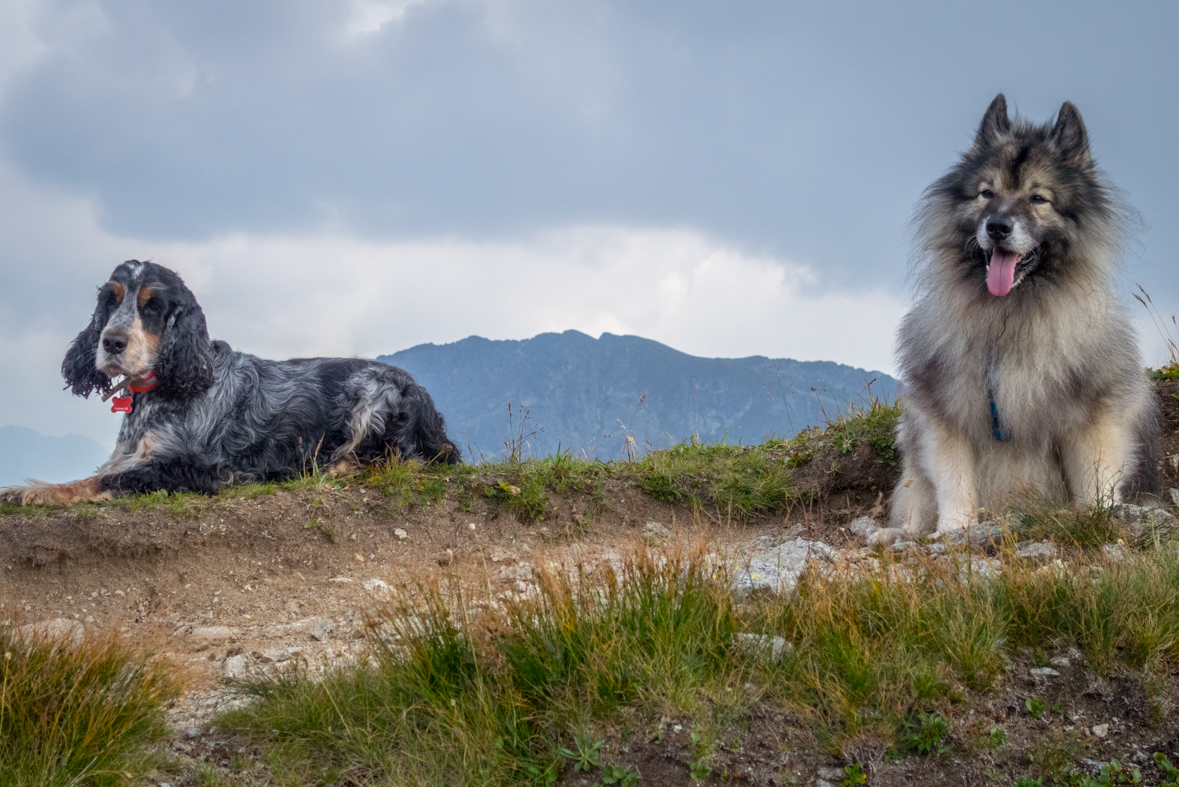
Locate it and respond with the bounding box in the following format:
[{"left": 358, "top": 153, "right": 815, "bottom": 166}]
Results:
[{"left": 985, "top": 248, "right": 1036, "bottom": 296}]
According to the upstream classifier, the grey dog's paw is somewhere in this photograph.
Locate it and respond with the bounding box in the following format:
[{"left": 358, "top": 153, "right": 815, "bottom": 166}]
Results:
[{"left": 866, "top": 527, "right": 914, "bottom": 548}]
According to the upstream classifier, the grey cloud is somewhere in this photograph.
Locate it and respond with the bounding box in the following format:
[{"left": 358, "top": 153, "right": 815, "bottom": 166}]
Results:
[{"left": 1, "top": 0, "right": 1175, "bottom": 302}]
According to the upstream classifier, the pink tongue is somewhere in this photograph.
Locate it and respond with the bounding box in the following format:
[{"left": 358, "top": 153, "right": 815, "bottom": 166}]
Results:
[{"left": 987, "top": 251, "right": 1019, "bottom": 297}]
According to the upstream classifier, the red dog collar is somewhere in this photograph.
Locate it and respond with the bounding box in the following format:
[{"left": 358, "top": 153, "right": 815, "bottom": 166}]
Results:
[
  {"left": 111, "top": 370, "right": 157, "bottom": 413},
  {"left": 127, "top": 370, "right": 157, "bottom": 393}
]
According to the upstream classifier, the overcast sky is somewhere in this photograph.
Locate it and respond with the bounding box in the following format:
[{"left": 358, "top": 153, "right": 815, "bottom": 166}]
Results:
[{"left": 1, "top": 0, "right": 1176, "bottom": 446}]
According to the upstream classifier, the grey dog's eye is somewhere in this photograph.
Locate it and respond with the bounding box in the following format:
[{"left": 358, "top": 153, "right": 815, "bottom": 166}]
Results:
[
  {"left": 1029, "top": 194, "right": 1049, "bottom": 204},
  {"left": 979, "top": 189, "right": 994, "bottom": 199}
]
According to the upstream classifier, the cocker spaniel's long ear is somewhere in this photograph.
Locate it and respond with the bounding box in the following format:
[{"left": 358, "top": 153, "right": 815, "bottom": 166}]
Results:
[
  {"left": 154, "top": 301, "right": 215, "bottom": 400},
  {"left": 61, "top": 306, "right": 111, "bottom": 399}
]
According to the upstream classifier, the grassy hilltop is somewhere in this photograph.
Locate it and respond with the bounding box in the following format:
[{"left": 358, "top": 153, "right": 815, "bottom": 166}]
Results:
[{"left": 2, "top": 376, "right": 1179, "bottom": 787}]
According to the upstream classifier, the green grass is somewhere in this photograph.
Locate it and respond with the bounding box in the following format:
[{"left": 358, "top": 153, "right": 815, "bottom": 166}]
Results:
[
  {"left": 218, "top": 548, "right": 746, "bottom": 785},
  {"left": 215, "top": 531, "right": 1179, "bottom": 784},
  {"left": 629, "top": 439, "right": 796, "bottom": 520},
  {"left": 1011, "top": 499, "right": 1127, "bottom": 547},
  {"left": 784, "top": 397, "right": 902, "bottom": 469},
  {"left": 0, "top": 403, "right": 904, "bottom": 525},
  {"left": 0, "top": 626, "right": 179, "bottom": 787}
]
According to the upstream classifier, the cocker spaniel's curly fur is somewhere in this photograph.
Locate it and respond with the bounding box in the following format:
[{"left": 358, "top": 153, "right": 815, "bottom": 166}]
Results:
[{"left": 2, "top": 260, "right": 459, "bottom": 504}]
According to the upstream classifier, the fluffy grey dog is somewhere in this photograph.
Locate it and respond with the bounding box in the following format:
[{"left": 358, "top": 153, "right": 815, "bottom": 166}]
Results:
[{"left": 871, "top": 95, "right": 1158, "bottom": 545}]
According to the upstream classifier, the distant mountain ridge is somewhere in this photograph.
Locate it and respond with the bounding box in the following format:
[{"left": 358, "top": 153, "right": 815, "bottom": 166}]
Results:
[
  {"left": 0, "top": 426, "right": 110, "bottom": 487},
  {"left": 380, "top": 331, "right": 897, "bottom": 460}
]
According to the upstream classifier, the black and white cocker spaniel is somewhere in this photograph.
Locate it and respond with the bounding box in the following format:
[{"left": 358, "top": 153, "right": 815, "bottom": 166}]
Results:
[{"left": 1, "top": 260, "right": 458, "bottom": 505}]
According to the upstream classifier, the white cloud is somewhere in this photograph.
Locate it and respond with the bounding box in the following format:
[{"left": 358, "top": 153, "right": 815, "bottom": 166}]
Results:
[
  {"left": 342, "top": 0, "right": 434, "bottom": 38},
  {"left": 0, "top": 159, "right": 906, "bottom": 444},
  {"left": 141, "top": 226, "right": 904, "bottom": 374}
]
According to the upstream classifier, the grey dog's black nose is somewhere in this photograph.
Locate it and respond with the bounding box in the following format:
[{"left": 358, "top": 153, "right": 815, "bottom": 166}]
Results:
[
  {"left": 986, "top": 215, "right": 1014, "bottom": 241},
  {"left": 102, "top": 333, "right": 127, "bottom": 355}
]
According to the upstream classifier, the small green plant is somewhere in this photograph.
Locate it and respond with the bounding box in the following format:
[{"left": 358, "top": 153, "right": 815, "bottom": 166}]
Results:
[
  {"left": 1025, "top": 697, "right": 1047, "bottom": 719},
  {"left": 986, "top": 727, "right": 1007, "bottom": 750},
  {"left": 560, "top": 733, "right": 603, "bottom": 772},
  {"left": 688, "top": 759, "right": 710, "bottom": 781},
  {"left": 1012, "top": 778, "right": 1044, "bottom": 787},
  {"left": 597, "top": 763, "right": 641, "bottom": 786},
  {"left": 1155, "top": 752, "right": 1179, "bottom": 786},
  {"left": 843, "top": 762, "right": 868, "bottom": 785},
  {"left": 1066, "top": 759, "right": 1142, "bottom": 786},
  {"left": 902, "top": 712, "right": 951, "bottom": 756}
]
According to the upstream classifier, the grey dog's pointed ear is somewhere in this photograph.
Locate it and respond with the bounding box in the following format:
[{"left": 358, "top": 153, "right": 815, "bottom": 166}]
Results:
[
  {"left": 1052, "top": 101, "right": 1091, "bottom": 168},
  {"left": 973, "top": 94, "right": 1010, "bottom": 150}
]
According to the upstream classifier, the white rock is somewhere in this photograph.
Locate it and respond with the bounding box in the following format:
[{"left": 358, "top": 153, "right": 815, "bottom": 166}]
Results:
[
  {"left": 1049, "top": 656, "right": 1071, "bottom": 669},
  {"left": 189, "top": 626, "right": 238, "bottom": 646},
  {"left": 1016, "top": 541, "right": 1058, "bottom": 562},
  {"left": 941, "top": 522, "right": 1006, "bottom": 549},
  {"left": 1029, "top": 667, "right": 1061, "bottom": 682},
  {"left": 1101, "top": 544, "right": 1129, "bottom": 562},
  {"left": 306, "top": 617, "right": 333, "bottom": 642},
  {"left": 847, "top": 516, "right": 876, "bottom": 537},
  {"left": 967, "top": 557, "right": 1002, "bottom": 580},
  {"left": 1171, "top": 488, "right": 1179, "bottom": 507},
  {"left": 735, "top": 633, "right": 793, "bottom": 664},
  {"left": 393, "top": 528, "right": 408, "bottom": 540},
  {"left": 817, "top": 767, "right": 845, "bottom": 781},
  {"left": 222, "top": 654, "right": 252, "bottom": 679},
  {"left": 363, "top": 578, "right": 391, "bottom": 593},
  {"left": 642, "top": 521, "right": 672, "bottom": 544},
  {"left": 17, "top": 618, "right": 83, "bottom": 647},
  {"left": 1092, "top": 723, "right": 1109, "bottom": 738},
  {"left": 733, "top": 538, "right": 834, "bottom": 597}
]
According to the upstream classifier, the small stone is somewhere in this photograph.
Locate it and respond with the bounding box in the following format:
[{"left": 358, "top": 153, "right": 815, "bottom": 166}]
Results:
[
  {"left": 327, "top": 576, "right": 353, "bottom": 583},
  {"left": 1049, "top": 656, "right": 1071, "bottom": 669},
  {"left": 184, "top": 727, "right": 202, "bottom": 739},
  {"left": 1029, "top": 667, "right": 1061, "bottom": 682},
  {"left": 363, "top": 578, "right": 391, "bottom": 593},
  {"left": 1171, "top": 488, "right": 1179, "bottom": 507},
  {"left": 394, "top": 528, "right": 408, "bottom": 540},
  {"left": 306, "top": 617, "right": 333, "bottom": 642},
  {"left": 222, "top": 654, "right": 252, "bottom": 679},
  {"left": 847, "top": 516, "right": 876, "bottom": 537},
  {"left": 642, "top": 522, "right": 672, "bottom": 546},
  {"left": 817, "top": 767, "right": 845, "bottom": 781},
  {"left": 1091, "top": 723, "right": 1109, "bottom": 738},
  {"left": 189, "top": 626, "right": 239, "bottom": 647},
  {"left": 736, "top": 633, "right": 793, "bottom": 664},
  {"left": 940, "top": 522, "right": 1005, "bottom": 551},
  {"left": 1016, "top": 540, "right": 1058, "bottom": 562},
  {"left": 733, "top": 538, "right": 834, "bottom": 597},
  {"left": 17, "top": 618, "right": 84, "bottom": 647},
  {"left": 1101, "top": 544, "right": 1129, "bottom": 562}
]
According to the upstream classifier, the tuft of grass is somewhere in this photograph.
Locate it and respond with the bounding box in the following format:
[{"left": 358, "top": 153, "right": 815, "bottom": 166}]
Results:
[
  {"left": 0, "top": 626, "right": 180, "bottom": 787},
  {"left": 630, "top": 440, "right": 795, "bottom": 521},
  {"left": 785, "top": 398, "right": 902, "bottom": 470},
  {"left": 1011, "top": 499, "right": 1126, "bottom": 547},
  {"left": 219, "top": 548, "right": 745, "bottom": 785}
]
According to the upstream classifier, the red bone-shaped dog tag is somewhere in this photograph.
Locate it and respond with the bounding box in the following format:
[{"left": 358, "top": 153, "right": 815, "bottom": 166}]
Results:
[{"left": 111, "top": 395, "right": 133, "bottom": 413}]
